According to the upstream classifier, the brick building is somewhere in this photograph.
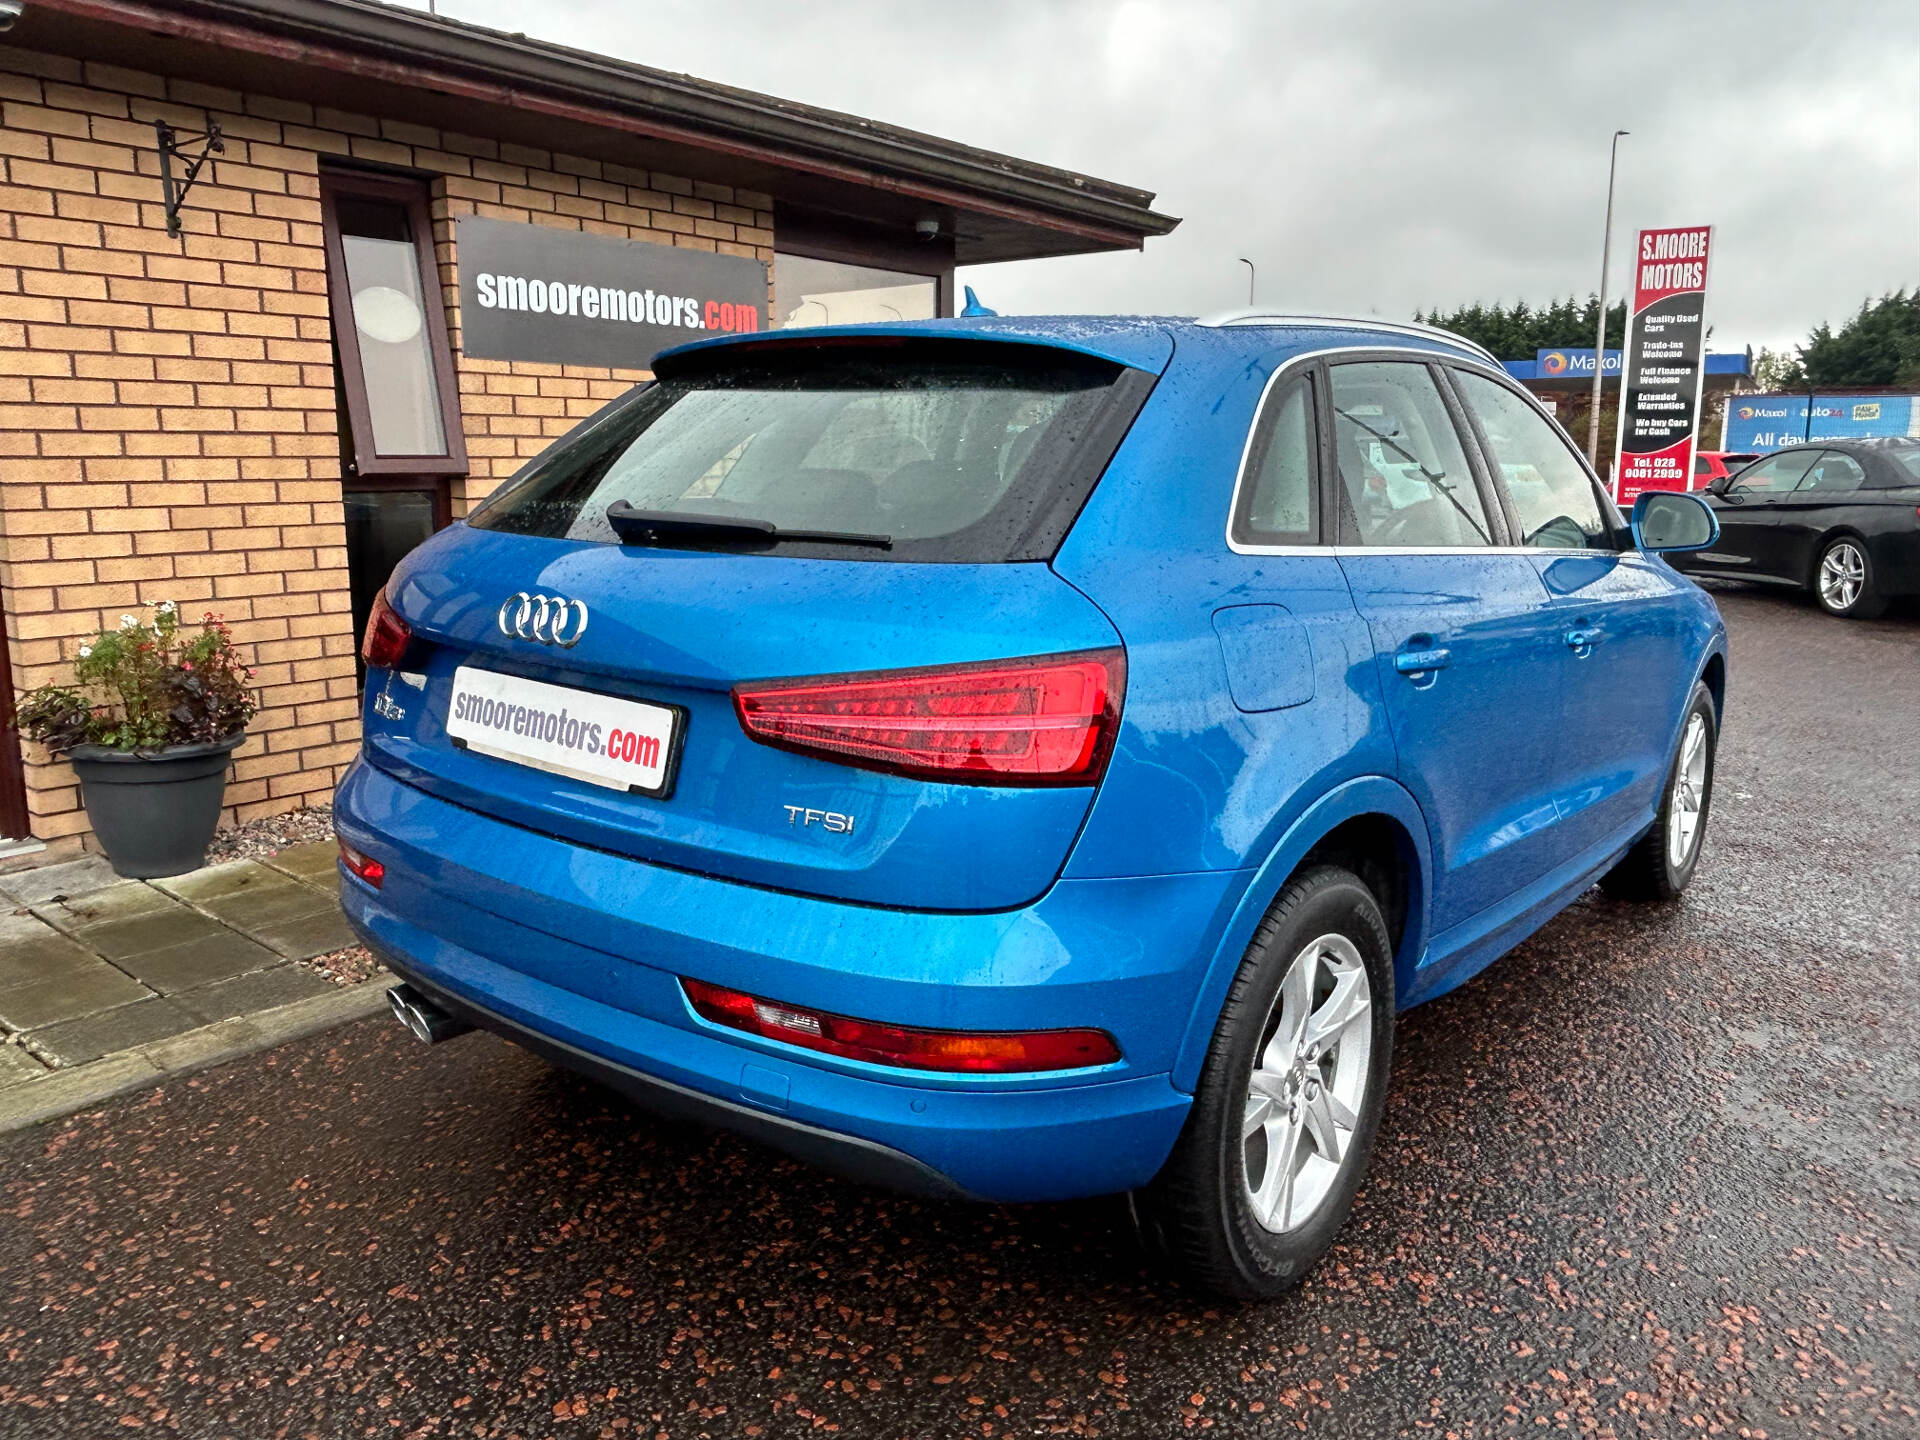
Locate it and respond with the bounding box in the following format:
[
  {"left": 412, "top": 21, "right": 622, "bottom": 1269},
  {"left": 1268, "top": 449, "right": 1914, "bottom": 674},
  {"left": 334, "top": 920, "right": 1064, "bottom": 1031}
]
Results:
[{"left": 0, "top": 0, "right": 1175, "bottom": 856}]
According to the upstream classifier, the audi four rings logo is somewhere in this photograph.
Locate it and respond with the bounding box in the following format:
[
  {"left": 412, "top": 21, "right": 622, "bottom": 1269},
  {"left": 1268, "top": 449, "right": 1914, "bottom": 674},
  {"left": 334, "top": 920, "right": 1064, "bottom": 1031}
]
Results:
[{"left": 498, "top": 592, "right": 589, "bottom": 647}]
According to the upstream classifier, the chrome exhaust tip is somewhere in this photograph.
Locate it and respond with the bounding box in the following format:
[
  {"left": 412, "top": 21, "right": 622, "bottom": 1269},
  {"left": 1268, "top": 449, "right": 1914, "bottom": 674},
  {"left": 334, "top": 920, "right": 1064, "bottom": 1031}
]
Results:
[{"left": 387, "top": 983, "right": 474, "bottom": 1045}]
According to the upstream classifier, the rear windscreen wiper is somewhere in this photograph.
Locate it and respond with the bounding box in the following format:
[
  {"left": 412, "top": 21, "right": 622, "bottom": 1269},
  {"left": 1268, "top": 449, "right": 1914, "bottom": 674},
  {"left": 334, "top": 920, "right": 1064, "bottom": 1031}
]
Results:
[{"left": 605, "top": 501, "right": 893, "bottom": 551}]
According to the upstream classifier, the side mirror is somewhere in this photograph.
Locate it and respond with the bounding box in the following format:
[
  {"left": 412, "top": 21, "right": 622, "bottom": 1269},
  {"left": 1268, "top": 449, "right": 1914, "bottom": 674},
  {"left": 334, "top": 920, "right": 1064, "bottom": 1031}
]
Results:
[{"left": 1632, "top": 490, "right": 1719, "bottom": 553}]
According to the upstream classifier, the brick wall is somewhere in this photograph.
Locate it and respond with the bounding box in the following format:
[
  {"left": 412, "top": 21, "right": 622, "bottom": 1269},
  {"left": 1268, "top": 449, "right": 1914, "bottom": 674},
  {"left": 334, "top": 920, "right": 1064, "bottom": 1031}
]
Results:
[{"left": 0, "top": 46, "right": 774, "bottom": 852}]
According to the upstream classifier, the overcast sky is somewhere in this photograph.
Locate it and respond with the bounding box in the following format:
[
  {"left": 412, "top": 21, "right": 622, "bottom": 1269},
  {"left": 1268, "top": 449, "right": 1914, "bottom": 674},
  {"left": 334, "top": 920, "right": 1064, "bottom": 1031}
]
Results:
[{"left": 414, "top": 0, "right": 1918, "bottom": 353}]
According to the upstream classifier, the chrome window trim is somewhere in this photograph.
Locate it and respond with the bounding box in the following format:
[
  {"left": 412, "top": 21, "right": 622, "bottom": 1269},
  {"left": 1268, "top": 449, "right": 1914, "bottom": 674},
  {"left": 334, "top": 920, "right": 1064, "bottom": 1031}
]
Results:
[
  {"left": 1225, "top": 544, "right": 1634, "bottom": 557},
  {"left": 1224, "top": 345, "right": 1625, "bottom": 557}
]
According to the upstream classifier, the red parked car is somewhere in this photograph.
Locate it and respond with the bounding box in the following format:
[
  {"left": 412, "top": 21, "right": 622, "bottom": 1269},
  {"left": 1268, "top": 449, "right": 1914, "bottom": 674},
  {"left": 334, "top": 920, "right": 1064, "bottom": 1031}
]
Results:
[{"left": 1694, "top": 451, "right": 1759, "bottom": 489}]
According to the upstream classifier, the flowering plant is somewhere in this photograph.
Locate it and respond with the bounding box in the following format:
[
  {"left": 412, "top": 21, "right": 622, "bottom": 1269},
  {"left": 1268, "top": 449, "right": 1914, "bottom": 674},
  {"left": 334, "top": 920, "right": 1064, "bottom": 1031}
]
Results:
[{"left": 17, "top": 602, "right": 257, "bottom": 754}]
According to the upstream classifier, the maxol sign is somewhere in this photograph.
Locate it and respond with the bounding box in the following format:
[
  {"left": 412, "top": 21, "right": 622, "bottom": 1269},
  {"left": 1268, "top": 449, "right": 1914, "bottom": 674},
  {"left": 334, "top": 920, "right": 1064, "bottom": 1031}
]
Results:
[
  {"left": 1724, "top": 395, "right": 1918, "bottom": 452},
  {"left": 1536, "top": 348, "right": 1623, "bottom": 377}
]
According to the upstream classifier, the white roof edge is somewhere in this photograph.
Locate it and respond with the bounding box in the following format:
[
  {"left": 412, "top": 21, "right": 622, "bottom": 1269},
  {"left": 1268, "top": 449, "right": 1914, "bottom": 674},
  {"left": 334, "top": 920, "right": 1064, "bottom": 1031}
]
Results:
[{"left": 1193, "top": 310, "right": 1502, "bottom": 367}]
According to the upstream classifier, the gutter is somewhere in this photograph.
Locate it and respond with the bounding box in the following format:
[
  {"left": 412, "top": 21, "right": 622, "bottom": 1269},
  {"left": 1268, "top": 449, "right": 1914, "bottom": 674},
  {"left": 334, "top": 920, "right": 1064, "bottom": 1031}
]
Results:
[{"left": 31, "top": 0, "right": 1180, "bottom": 251}]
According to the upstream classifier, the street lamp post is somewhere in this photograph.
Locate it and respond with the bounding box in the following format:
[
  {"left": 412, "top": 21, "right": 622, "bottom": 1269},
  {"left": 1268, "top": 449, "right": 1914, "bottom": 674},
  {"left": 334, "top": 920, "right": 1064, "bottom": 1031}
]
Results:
[
  {"left": 1239, "top": 257, "right": 1255, "bottom": 307},
  {"left": 1588, "top": 129, "right": 1628, "bottom": 471}
]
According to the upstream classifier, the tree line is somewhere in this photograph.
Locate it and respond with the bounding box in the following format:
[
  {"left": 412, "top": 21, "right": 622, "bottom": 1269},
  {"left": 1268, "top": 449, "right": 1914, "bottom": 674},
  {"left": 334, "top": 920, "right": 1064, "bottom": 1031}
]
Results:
[
  {"left": 1413, "top": 296, "right": 1626, "bottom": 361},
  {"left": 1418, "top": 289, "right": 1920, "bottom": 390}
]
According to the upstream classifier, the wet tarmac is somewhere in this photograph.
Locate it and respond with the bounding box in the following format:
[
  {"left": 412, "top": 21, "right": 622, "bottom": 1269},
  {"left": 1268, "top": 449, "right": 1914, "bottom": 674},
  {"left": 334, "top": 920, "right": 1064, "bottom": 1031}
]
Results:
[{"left": 2, "top": 587, "right": 1915, "bottom": 1439}]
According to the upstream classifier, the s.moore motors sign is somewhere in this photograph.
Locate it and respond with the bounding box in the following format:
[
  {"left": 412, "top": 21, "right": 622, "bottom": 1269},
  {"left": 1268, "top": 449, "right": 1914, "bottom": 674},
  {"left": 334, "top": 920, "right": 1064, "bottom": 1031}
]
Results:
[
  {"left": 1611, "top": 224, "right": 1712, "bottom": 503},
  {"left": 456, "top": 217, "right": 768, "bottom": 369}
]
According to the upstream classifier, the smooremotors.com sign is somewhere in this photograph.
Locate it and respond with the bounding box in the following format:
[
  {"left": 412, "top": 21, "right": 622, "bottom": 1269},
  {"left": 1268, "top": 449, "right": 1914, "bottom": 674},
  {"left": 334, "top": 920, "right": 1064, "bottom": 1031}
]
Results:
[{"left": 457, "top": 217, "right": 768, "bottom": 369}]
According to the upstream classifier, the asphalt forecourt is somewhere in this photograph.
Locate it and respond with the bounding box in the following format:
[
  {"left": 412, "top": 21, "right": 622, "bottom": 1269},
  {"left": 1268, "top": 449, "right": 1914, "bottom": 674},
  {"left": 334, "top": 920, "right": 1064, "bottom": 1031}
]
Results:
[{"left": 0, "top": 589, "right": 1913, "bottom": 1437}]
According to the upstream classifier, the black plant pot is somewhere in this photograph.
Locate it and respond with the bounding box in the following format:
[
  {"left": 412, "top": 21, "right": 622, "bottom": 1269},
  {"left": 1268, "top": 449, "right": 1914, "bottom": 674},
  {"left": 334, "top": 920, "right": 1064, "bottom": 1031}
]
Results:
[{"left": 68, "top": 732, "right": 246, "bottom": 879}]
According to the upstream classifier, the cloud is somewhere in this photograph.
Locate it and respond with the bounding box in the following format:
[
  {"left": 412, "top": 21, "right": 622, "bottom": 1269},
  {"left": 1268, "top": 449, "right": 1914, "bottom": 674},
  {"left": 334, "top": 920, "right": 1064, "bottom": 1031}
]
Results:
[{"left": 427, "top": 0, "right": 1919, "bottom": 351}]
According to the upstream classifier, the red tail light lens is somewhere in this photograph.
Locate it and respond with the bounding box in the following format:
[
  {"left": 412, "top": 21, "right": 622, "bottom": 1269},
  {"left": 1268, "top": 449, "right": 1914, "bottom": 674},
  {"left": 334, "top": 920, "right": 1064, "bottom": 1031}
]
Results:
[
  {"left": 681, "top": 978, "right": 1120, "bottom": 1073},
  {"left": 732, "top": 648, "right": 1125, "bottom": 785},
  {"left": 338, "top": 839, "right": 384, "bottom": 888},
  {"left": 361, "top": 588, "right": 411, "bottom": 669}
]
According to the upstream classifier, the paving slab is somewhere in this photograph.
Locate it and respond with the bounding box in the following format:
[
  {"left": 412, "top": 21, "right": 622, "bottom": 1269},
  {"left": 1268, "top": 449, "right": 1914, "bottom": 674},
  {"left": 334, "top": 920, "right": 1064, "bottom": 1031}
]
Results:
[
  {"left": 114, "top": 931, "right": 283, "bottom": 993},
  {"left": 0, "top": 1043, "right": 46, "bottom": 1089},
  {"left": 174, "top": 965, "right": 336, "bottom": 1024},
  {"left": 31, "top": 881, "right": 180, "bottom": 935},
  {"left": 78, "top": 906, "right": 236, "bottom": 962},
  {"left": 251, "top": 908, "right": 359, "bottom": 961},
  {"left": 0, "top": 855, "right": 122, "bottom": 907},
  {"left": 261, "top": 841, "right": 340, "bottom": 885},
  {"left": 153, "top": 859, "right": 287, "bottom": 906},
  {"left": 0, "top": 923, "right": 102, "bottom": 993},
  {"left": 0, "top": 962, "right": 149, "bottom": 1032},
  {"left": 23, "top": 996, "right": 200, "bottom": 1068},
  {"left": 197, "top": 878, "right": 337, "bottom": 931}
]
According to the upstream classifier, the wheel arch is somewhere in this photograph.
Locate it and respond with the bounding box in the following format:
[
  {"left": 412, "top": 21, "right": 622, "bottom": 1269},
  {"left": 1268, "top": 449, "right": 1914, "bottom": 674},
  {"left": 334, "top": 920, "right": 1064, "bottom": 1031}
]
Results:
[
  {"left": 1699, "top": 648, "right": 1727, "bottom": 722},
  {"left": 1170, "top": 776, "right": 1432, "bottom": 1093}
]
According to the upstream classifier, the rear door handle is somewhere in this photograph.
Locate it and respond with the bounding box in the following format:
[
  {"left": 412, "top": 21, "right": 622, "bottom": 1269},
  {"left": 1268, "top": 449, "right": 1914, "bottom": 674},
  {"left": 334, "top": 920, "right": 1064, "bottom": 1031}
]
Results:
[
  {"left": 1394, "top": 646, "right": 1451, "bottom": 676},
  {"left": 1564, "top": 626, "right": 1602, "bottom": 651}
]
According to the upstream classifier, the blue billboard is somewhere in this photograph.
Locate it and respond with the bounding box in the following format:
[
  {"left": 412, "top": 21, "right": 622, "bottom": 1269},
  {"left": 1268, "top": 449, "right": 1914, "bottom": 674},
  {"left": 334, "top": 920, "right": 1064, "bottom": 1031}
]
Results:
[
  {"left": 1723, "top": 394, "right": 1917, "bottom": 452},
  {"left": 1504, "top": 351, "right": 1749, "bottom": 382}
]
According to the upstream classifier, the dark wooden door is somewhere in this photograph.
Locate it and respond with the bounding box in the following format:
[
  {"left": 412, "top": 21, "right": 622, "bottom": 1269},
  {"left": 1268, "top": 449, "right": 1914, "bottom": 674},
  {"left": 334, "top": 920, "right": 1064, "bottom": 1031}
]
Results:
[{"left": 0, "top": 598, "right": 32, "bottom": 839}]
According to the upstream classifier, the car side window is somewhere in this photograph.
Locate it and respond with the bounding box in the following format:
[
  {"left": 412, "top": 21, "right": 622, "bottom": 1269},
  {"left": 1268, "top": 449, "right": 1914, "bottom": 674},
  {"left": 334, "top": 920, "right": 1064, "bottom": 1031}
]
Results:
[
  {"left": 1729, "top": 452, "right": 1815, "bottom": 495},
  {"left": 1796, "top": 451, "right": 1867, "bottom": 494},
  {"left": 1232, "top": 373, "right": 1318, "bottom": 545},
  {"left": 1329, "top": 362, "right": 1492, "bottom": 548},
  {"left": 1454, "top": 371, "right": 1609, "bottom": 549}
]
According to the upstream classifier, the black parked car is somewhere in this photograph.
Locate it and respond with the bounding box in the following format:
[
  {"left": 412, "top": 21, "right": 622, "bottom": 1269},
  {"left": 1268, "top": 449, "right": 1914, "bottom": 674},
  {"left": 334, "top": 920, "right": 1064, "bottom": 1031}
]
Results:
[{"left": 1670, "top": 438, "right": 1920, "bottom": 618}]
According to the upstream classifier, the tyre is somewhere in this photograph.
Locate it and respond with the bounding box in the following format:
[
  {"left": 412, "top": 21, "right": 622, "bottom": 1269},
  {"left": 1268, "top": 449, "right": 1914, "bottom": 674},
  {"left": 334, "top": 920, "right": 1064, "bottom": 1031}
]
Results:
[
  {"left": 1136, "top": 865, "right": 1394, "bottom": 1300},
  {"left": 1600, "top": 681, "right": 1717, "bottom": 902},
  {"left": 1813, "top": 536, "right": 1887, "bottom": 619}
]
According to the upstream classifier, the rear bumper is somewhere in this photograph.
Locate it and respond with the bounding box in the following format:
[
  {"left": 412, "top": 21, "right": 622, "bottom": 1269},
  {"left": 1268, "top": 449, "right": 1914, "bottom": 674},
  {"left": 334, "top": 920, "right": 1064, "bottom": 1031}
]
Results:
[
  {"left": 378, "top": 955, "right": 968, "bottom": 1197},
  {"left": 335, "top": 759, "right": 1236, "bottom": 1202}
]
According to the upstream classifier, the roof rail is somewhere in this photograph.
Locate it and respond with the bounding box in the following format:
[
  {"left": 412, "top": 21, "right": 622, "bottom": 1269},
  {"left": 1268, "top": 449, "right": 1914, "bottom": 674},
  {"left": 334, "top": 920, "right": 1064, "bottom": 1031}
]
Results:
[{"left": 1193, "top": 309, "right": 1502, "bottom": 367}]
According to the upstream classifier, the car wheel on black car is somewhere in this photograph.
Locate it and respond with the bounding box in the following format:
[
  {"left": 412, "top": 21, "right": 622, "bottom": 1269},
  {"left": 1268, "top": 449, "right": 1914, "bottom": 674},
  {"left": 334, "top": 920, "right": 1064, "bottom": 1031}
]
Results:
[
  {"left": 1136, "top": 865, "right": 1394, "bottom": 1300},
  {"left": 1813, "top": 536, "right": 1888, "bottom": 619}
]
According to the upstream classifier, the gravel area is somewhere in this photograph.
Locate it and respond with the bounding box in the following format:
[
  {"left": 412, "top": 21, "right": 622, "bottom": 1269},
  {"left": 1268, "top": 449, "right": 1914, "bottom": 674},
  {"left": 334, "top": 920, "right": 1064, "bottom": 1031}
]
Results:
[
  {"left": 203, "top": 802, "right": 337, "bottom": 864},
  {"left": 300, "top": 944, "right": 380, "bottom": 986}
]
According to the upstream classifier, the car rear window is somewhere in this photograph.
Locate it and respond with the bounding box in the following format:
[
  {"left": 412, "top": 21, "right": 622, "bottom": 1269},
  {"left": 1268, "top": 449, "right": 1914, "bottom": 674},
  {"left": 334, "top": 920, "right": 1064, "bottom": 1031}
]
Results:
[
  {"left": 1886, "top": 444, "right": 1920, "bottom": 482},
  {"left": 467, "top": 341, "right": 1147, "bottom": 562}
]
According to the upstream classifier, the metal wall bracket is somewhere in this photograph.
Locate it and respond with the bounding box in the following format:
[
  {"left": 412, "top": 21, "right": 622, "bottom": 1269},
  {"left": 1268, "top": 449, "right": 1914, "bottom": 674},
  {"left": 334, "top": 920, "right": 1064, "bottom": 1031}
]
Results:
[{"left": 154, "top": 113, "right": 224, "bottom": 238}]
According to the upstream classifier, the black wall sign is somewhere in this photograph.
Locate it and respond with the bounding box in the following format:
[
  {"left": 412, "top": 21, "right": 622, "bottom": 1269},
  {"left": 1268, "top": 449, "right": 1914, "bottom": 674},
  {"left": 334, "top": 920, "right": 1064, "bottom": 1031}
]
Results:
[{"left": 456, "top": 217, "right": 769, "bottom": 370}]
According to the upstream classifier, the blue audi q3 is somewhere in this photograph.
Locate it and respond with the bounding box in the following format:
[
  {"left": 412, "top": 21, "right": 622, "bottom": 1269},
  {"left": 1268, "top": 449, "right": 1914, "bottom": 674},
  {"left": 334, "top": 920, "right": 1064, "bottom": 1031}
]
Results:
[{"left": 336, "top": 313, "right": 1727, "bottom": 1299}]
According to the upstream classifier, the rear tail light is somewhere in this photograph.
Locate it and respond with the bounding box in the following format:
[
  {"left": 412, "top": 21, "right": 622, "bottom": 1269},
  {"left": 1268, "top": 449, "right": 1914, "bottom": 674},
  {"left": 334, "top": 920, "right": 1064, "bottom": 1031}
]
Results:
[
  {"left": 732, "top": 648, "right": 1125, "bottom": 786},
  {"left": 361, "top": 588, "right": 411, "bottom": 669},
  {"left": 338, "top": 839, "right": 384, "bottom": 888},
  {"left": 681, "top": 978, "right": 1120, "bottom": 1073}
]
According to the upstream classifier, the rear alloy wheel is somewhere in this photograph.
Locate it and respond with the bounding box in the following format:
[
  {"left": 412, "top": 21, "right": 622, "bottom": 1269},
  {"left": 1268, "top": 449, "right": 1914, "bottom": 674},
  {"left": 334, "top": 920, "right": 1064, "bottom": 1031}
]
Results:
[
  {"left": 1136, "top": 866, "right": 1394, "bottom": 1300},
  {"left": 1814, "top": 537, "right": 1887, "bottom": 619},
  {"left": 1241, "top": 934, "right": 1374, "bottom": 1234},
  {"left": 1601, "top": 680, "right": 1717, "bottom": 902}
]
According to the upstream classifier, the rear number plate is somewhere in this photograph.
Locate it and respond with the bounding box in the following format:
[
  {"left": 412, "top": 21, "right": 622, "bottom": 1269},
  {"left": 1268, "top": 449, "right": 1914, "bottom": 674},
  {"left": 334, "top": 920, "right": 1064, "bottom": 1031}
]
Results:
[{"left": 447, "top": 665, "right": 682, "bottom": 798}]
